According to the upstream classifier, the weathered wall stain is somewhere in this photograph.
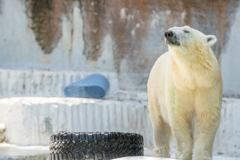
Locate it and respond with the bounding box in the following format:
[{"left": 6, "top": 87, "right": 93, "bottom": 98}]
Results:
[
  {"left": 0, "top": 0, "right": 4, "bottom": 15},
  {"left": 179, "top": 0, "right": 239, "bottom": 63},
  {"left": 80, "top": 0, "right": 105, "bottom": 61},
  {"left": 78, "top": 0, "right": 238, "bottom": 89},
  {"left": 26, "top": 0, "right": 64, "bottom": 54},
  {"left": 0, "top": 0, "right": 2, "bottom": 14},
  {"left": 25, "top": 0, "right": 78, "bottom": 54},
  {"left": 0, "top": 125, "right": 6, "bottom": 143},
  {"left": 24, "top": 0, "right": 239, "bottom": 89},
  {"left": 25, "top": 0, "right": 239, "bottom": 58},
  {"left": 42, "top": 117, "right": 53, "bottom": 134}
]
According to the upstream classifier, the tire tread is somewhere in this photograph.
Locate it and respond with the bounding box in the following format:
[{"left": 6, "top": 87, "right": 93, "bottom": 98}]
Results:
[{"left": 49, "top": 132, "right": 144, "bottom": 160}]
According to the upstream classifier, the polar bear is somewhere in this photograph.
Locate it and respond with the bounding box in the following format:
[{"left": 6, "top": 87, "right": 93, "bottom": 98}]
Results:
[{"left": 148, "top": 26, "right": 222, "bottom": 160}]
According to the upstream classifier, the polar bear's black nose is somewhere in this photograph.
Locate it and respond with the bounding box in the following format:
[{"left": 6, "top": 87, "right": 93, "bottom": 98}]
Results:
[{"left": 165, "top": 31, "right": 174, "bottom": 38}]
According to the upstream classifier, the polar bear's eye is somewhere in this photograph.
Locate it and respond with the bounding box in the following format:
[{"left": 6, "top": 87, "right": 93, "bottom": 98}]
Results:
[{"left": 183, "top": 30, "right": 190, "bottom": 33}]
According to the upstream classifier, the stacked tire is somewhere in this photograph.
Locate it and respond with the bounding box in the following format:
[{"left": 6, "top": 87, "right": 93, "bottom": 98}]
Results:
[{"left": 49, "top": 131, "right": 144, "bottom": 160}]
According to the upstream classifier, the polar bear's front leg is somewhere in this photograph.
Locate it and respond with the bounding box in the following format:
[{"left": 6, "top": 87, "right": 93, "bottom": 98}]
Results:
[
  {"left": 168, "top": 89, "right": 195, "bottom": 160},
  {"left": 150, "top": 110, "right": 171, "bottom": 158},
  {"left": 170, "top": 111, "right": 194, "bottom": 160},
  {"left": 193, "top": 90, "right": 221, "bottom": 160}
]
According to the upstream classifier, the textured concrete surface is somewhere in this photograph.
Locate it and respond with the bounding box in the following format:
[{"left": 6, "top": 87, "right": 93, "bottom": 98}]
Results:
[
  {"left": 0, "top": 144, "right": 238, "bottom": 160},
  {"left": 142, "top": 149, "right": 240, "bottom": 160},
  {"left": 0, "top": 124, "right": 5, "bottom": 143},
  {"left": 115, "top": 158, "right": 175, "bottom": 160},
  {"left": 214, "top": 98, "right": 240, "bottom": 157},
  {"left": 114, "top": 90, "right": 148, "bottom": 105},
  {"left": 0, "top": 0, "right": 240, "bottom": 94},
  {"left": 221, "top": 5, "right": 240, "bottom": 98},
  {"left": 0, "top": 97, "right": 153, "bottom": 147},
  {"left": 0, "top": 69, "right": 118, "bottom": 99},
  {"left": 0, "top": 97, "right": 239, "bottom": 156},
  {"left": 0, "top": 143, "right": 48, "bottom": 160},
  {"left": 114, "top": 156, "right": 240, "bottom": 160},
  {"left": 0, "top": 124, "right": 5, "bottom": 132}
]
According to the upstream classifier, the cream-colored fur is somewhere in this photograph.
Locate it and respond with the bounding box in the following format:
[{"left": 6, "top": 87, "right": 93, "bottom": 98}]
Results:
[{"left": 148, "top": 26, "right": 222, "bottom": 160}]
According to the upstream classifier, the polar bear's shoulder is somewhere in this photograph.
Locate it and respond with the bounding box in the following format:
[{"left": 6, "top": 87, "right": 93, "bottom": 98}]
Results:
[
  {"left": 149, "top": 52, "right": 171, "bottom": 83},
  {"left": 153, "top": 52, "right": 171, "bottom": 68}
]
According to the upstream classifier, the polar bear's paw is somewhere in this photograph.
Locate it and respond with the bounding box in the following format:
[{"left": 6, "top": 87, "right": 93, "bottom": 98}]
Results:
[
  {"left": 193, "top": 157, "right": 212, "bottom": 160},
  {"left": 175, "top": 151, "right": 192, "bottom": 160},
  {"left": 193, "top": 150, "right": 212, "bottom": 160},
  {"left": 153, "top": 147, "right": 170, "bottom": 158}
]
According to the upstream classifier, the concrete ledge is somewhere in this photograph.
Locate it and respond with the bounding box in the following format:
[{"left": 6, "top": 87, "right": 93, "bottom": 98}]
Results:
[
  {"left": 0, "top": 145, "right": 238, "bottom": 160},
  {"left": 114, "top": 157, "right": 175, "bottom": 160},
  {"left": 0, "top": 69, "right": 118, "bottom": 99},
  {"left": 0, "top": 124, "right": 5, "bottom": 132},
  {"left": 213, "top": 98, "right": 240, "bottom": 157},
  {"left": 114, "top": 90, "right": 148, "bottom": 105},
  {"left": 114, "top": 156, "right": 240, "bottom": 160},
  {"left": 0, "top": 143, "right": 48, "bottom": 160},
  {"left": 0, "top": 123, "right": 5, "bottom": 143},
  {"left": 0, "top": 97, "right": 153, "bottom": 146},
  {"left": 0, "top": 97, "right": 239, "bottom": 157}
]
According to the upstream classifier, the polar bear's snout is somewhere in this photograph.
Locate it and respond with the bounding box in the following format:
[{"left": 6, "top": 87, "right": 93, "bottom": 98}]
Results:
[
  {"left": 164, "top": 30, "right": 174, "bottom": 38},
  {"left": 164, "top": 30, "right": 180, "bottom": 46}
]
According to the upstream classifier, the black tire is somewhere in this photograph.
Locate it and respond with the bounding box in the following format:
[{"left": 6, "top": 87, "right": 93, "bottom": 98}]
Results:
[{"left": 49, "top": 131, "right": 144, "bottom": 160}]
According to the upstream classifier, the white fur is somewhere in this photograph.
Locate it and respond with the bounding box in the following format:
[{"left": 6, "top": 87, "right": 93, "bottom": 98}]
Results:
[{"left": 148, "top": 26, "right": 222, "bottom": 160}]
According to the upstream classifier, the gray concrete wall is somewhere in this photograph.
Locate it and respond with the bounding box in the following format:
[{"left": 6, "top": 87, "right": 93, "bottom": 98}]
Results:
[
  {"left": 0, "top": 0, "right": 239, "bottom": 96},
  {"left": 221, "top": 6, "right": 240, "bottom": 98}
]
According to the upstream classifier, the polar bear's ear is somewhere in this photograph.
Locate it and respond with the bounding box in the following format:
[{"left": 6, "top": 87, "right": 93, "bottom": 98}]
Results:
[{"left": 206, "top": 35, "right": 217, "bottom": 47}]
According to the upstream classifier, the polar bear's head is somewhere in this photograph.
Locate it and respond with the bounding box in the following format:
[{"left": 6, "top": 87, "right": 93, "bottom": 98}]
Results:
[{"left": 164, "top": 26, "right": 217, "bottom": 53}]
